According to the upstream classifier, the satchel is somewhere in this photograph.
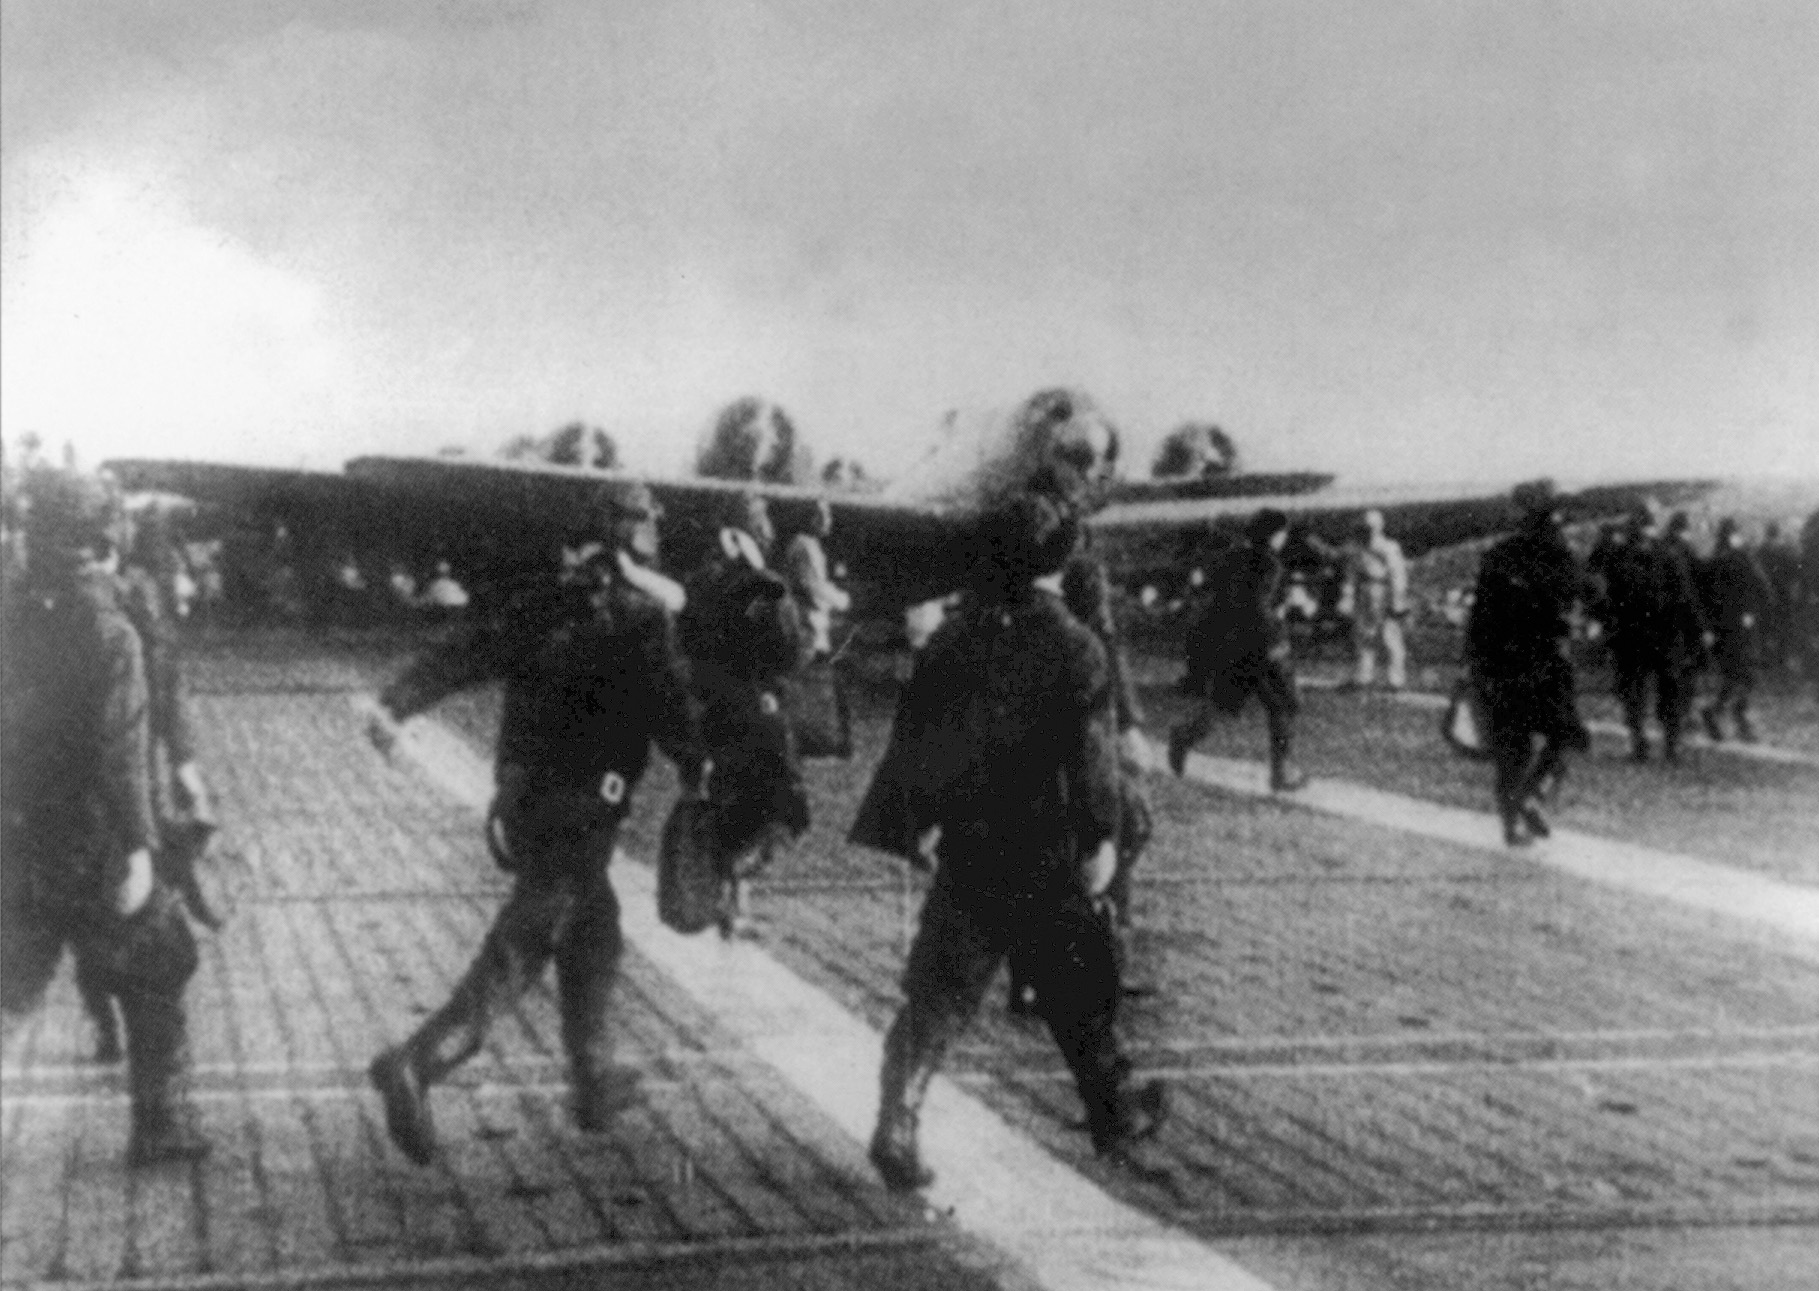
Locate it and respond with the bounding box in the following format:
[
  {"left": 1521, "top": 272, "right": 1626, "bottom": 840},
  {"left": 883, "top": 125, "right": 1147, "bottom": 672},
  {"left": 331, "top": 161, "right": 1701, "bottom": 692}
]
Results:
[
  {"left": 657, "top": 795, "right": 724, "bottom": 934},
  {"left": 1441, "top": 676, "right": 1492, "bottom": 761},
  {"left": 789, "top": 656, "right": 853, "bottom": 760}
]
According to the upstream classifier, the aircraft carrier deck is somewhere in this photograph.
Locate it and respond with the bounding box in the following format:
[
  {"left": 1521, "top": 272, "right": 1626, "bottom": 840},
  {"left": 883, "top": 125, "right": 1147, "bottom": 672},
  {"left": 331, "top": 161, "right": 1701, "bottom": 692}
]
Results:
[{"left": 4, "top": 631, "right": 1817, "bottom": 1290}]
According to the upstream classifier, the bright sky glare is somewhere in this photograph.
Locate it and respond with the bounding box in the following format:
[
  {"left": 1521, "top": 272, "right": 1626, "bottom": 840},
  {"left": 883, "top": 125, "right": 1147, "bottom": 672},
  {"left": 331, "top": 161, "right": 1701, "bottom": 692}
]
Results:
[{"left": 3, "top": 0, "right": 1815, "bottom": 483}]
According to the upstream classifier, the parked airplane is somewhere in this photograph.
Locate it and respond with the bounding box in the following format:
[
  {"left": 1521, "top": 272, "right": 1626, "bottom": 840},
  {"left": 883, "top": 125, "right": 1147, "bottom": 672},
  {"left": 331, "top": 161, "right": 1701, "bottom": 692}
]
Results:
[{"left": 104, "top": 389, "right": 1715, "bottom": 621}]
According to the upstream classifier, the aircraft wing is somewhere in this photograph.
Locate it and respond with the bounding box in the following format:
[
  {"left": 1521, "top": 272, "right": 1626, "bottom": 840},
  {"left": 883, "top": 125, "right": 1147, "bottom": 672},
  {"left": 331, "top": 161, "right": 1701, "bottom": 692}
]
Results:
[
  {"left": 105, "top": 455, "right": 958, "bottom": 608},
  {"left": 1086, "top": 475, "right": 1721, "bottom": 588},
  {"left": 108, "top": 454, "right": 1717, "bottom": 611}
]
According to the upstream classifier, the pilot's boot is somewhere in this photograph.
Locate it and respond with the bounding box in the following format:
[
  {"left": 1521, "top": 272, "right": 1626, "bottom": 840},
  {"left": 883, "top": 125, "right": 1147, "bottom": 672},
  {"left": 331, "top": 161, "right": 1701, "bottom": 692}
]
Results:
[
  {"left": 563, "top": 991, "right": 643, "bottom": 1132},
  {"left": 869, "top": 1006, "right": 963, "bottom": 1191},
  {"left": 1166, "top": 725, "right": 1191, "bottom": 778},
  {"left": 369, "top": 1045, "right": 437, "bottom": 1166},
  {"left": 1267, "top": 725, "right": 1307, "bottom": 793},
  {"left": 123, "top": 990, "right": 209, "bottom": 1167},
  {"left": 1051, "top": 1010, "right": 1169, "bottom": 1155},
  {"left": 558, "top": 892, "right": 642, "bottom": 1132},
  {"left": 75, "top": 959, "right": 122, "bottom": 1063},
  {"left": 371, "top": 957, "right": 495, "bottom": 1166}
]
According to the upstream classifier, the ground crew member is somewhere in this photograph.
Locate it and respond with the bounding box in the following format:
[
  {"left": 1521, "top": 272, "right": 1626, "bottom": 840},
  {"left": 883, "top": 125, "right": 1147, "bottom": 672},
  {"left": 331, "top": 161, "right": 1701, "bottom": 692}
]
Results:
[
  {"left": 1168, "top": 507, "right": 1307, "bottom": 792},
  {"left": 1700, "top": 517, "right": 1777, "bottom": 743},
  {"left": 1755, "top": 521, "right": 1802, "bottom": 675},
  {"left": 782, "top": 500, "right": 851, "bottom": 658},
  {"left": 859, "top": 495, "right": 1167, "bottom": 1190},
  {"left": 1466, "top": 480, "right": 1593, "bottom": 846},
  {"left": 1597, "top": 507, "right": 1706, "bottom": 763},
  {"left": 679, "top": 493, "right": 814, "bottom": 939},
  {"left": 2, "top": 467, "right": 209, "bottom": 1166},
  {"left": 363, "top": 483, "right": 702, "bottom": 1164},
  {"left": 76, "top": 509, "right": 221, "bottom": 1062},
  {"left": 1339, "top": 508, "right": 1409, "bottom": 690}
]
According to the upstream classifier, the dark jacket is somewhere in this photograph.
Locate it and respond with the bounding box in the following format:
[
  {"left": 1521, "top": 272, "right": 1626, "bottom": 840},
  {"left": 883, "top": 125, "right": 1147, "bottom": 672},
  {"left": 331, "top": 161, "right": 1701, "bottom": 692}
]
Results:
[
  {"left": 119, "top": 564, "right": 198, "bottom": 766},
  {"left": 1181, "top": 539, "right": 1286, "bottom": 694},
  {"left": 679, "top": 554, "right": 816, "bottom": 848},
  {"left": 850, "top": 587, "right": 1120, "bottom": 888},
  {"left": 380, "top": 570, "right": 698, "bottom": 801},
  {"left": 1597, "top": 538, "right": 1707, "bottom": 667},
  {"left": 1701, "top": 546, "right": 1776, "bottom": 639},
  {"left": 1467, "top": 522, "right": 1591, "bottom": 680},
  {"left": 2, "top": 566, "right": 159, "bottom": 883}
]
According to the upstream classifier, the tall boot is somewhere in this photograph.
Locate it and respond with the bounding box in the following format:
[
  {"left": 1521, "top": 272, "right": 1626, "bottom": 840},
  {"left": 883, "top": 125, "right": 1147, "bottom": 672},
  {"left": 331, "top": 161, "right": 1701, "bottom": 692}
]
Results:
[
  {"left": 561, "top": 967, "right": 642, "bottom": 1134},
  {"left": 121, "top": 987, "right": 208, "bottom": 1167},
  {"left": 1050, "top": 1011, "right": 1168, "bottom": 1155},
  {"left": 74, "top": 957, "right": 122, "bottom": 1063},
  {"left": 1267, "top": 715, "right": 1306, "bottom": 793},
  {"left": 558, "top": 866, "right": 641, "bottom": 1131},
  {"left": 370, "top": 967, "right": 493, "bottom": 1167},
  {"left": 869, "top": 1005, "right": 965, "bottom": 1190}
]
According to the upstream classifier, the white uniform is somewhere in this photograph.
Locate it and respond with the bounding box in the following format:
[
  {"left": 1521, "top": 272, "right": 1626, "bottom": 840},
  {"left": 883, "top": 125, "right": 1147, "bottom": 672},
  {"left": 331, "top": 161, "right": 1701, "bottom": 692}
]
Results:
[{"left": 1343, "top": 530, "right": 1409, "bottom": 688}]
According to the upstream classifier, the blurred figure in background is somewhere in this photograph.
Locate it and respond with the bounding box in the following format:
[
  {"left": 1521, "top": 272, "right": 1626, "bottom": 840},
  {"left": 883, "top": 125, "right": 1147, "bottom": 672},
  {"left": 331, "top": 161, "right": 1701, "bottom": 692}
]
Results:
[
  {"left": 782, "top": 500, "right": 850, "bottom": 659},
  {"left": 1594, "top": 507, "right": 1707, "bottom": 764},
  {"left": 680, "top": 492, "right": 814, "bottom": 939},
  {"left": 1699, "top": 518, "right": 1777, "bottom": 743},
  {"left": 1466, "top": 481, "right": 1593, "bottom": 846},
  {"left": 1755, "top": 521, "right": 1803, "bottom": 675},
  {"left": 1338, "top": 508, "right": 1409, "bottom": 691},
  {"left": 1168, "top": 508, "right": 1306, "bottom": 792},
  {"left": 3, "top": 468, "right": 210, "bottom": 1165}
]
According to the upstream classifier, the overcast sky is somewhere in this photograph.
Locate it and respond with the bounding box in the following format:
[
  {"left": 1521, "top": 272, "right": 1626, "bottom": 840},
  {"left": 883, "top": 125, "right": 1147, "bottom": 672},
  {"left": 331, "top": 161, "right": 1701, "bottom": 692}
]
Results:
[{"left": 3, "top": 0, "right": 1815, "bottom": 483}]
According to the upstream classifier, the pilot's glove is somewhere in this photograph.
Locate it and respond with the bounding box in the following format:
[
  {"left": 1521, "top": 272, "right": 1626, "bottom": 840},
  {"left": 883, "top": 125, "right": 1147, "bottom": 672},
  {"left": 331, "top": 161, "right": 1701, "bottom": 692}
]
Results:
[
  {"left": 1120, "top": 727, "right": 1156, "bottom": 776},
  {"left": 115, "top": 847, "right": 155, "bottom": 917},
  {"left": 1079, "top": 839, "right": 1117, "bottom": 899},
  {"left": 173, "top": 760, "right": 216, "bottom": 828}
]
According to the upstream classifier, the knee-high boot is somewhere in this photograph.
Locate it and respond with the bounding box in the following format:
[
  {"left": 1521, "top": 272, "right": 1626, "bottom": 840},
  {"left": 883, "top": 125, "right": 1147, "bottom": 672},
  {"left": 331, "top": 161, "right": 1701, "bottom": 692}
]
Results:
[
  {"left": 870, "top": 1003, "right": 968, "bottom": 1190},
  {"left": 122, "top": 984, "right": 208, "bottom": 1166}
]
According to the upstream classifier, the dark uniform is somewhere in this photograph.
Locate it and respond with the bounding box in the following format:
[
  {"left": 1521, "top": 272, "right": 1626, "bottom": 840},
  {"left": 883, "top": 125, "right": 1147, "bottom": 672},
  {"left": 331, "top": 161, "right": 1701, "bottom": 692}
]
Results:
[
  {"left": 73, "top": 555, "right": 219, "bottom": 1063},
  {"left": 862, "top": 575, "right": 1165, "bottom": 1190},
  {"left": 1003, "top": 551, "right": 1154, "bottom": 1014},
  {"left": 1, "top": 469, "right": 208, "bottom": 1166},
  {"left": 1699, "top": 519, "right": 1777, "bottom": 742},
  {"left": 1168, "top": 508, "right": 1305, "bottom": 791},
  {"left": 1756, "top": 523, "right": 1803, "bottom": 674},
  {"left": 366, "top": 492, "right": 701, "bottom": 1165},
  {"left": 678, "top": 521, "right": 815, "bottom": 937},
  {"left": 1466, "top": 482, "right": 1592, "bottom": 846},
  {"left": 1597, "top": 512, "right": 1707, "bottom": 762}
]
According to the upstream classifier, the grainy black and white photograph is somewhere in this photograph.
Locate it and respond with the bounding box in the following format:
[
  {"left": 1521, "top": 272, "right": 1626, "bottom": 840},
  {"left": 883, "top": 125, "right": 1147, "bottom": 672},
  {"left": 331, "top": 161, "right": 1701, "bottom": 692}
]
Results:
[{"left": 3, "top": 3, "right": 1816, "bottom": 1288}]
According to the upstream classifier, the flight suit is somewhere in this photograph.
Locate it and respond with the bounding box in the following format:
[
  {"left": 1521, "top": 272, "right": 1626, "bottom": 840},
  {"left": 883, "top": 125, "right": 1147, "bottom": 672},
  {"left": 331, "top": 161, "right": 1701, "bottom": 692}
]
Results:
[
  {"left": 1342, "top": 531, "right": 1410, "bottom": 689},
  {"left": 865, "top": 586, "right": 1163, "bottom": 1188},
  {"left": 75, "top": 560, "right": 219, "bottom": 1061},
  {"left": 680, "top": 548, "right": 815, "bottom": 934},
  {"left": 2, "top": 563, "right": 206, "bottom": 1165},
  {"left": 368, "top": 567, "right": 700, "bottom": 1161},
  {"left": 1699, "top": 533, "right": 1777, "bottom": 742},
  {"left": 1467, "top": 516, "right": 1593, "bottom": 844},
  {"left": 1597, "top": 533, "right": 1706, "bottom": 761},
  {"left": 1169, "top": 536, "right": 1303, "bottom": 789}
]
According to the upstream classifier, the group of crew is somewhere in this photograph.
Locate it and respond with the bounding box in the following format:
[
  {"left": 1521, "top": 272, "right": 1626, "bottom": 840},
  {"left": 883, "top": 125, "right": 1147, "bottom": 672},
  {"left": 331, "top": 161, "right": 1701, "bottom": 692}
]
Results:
[
  {"left": 1453, "top": 485, "right": 1806, "bottom": 846},
  {"left": 2, "top": 471, "right": 218, "bottom": 1165},
  {"left": 1588, "top": 506, "right": 1801, "bottom": 755},
  {"left": 5, "top": 457, "right": 1813, "bottom": 1195}
]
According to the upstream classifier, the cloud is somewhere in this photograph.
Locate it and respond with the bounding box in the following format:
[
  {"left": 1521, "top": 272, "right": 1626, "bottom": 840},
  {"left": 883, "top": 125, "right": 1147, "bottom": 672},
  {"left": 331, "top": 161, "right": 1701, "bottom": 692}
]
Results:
[{"left": 1, "top": 156, "right": 345, "bottom": 464}]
